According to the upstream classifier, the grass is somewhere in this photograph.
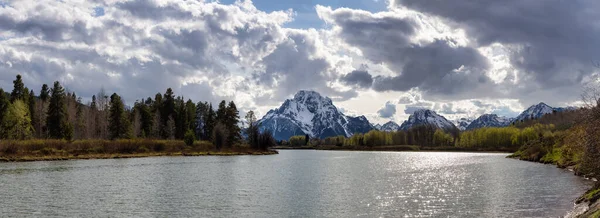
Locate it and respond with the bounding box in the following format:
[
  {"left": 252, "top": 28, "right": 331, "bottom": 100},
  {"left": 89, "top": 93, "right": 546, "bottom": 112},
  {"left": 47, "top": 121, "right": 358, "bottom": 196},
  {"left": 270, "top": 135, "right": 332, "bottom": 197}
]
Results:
[{"left": 0, "top": 139, "right": 277, "bottom": 162}]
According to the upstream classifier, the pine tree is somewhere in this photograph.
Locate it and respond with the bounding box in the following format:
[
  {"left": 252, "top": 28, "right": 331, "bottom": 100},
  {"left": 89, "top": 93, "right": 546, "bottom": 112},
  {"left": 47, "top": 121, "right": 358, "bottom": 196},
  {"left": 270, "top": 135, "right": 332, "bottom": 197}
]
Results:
[
  {"left": 161, "top": 88, "right": 175, "bottom": 139},
  {"left": 10, "top": 74, "right": 25, "bottom": 102},
  {"left": 40, "top": 84, "right": 49, "bottom": 102},
  {"left": 46, "top": 81, "right": 68, "bottom": 139},
  {"left": 203, "top": 103, "right": 216, "bottom": 141},
  {"left": 185, "top": 99, "right": 196, "bottom": 132},
  {"left": 0, "top": 89, "right": 10, "bottom": 139},
  {"left": 225, "top": 101, "right": 241, "bottom": 146},
  {"left": 28, "top": 89, "right": 36, "bottom": 136},
  {"left": 108, "top": 93, "right": 131, "bottom": 139}
]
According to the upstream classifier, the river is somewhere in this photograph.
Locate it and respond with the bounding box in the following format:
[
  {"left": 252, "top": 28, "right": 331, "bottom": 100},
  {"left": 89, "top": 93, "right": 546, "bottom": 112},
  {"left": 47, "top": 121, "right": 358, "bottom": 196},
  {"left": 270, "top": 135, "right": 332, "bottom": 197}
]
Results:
[{"left": 0, "top": 150, "right": 592, "bottom": 217}]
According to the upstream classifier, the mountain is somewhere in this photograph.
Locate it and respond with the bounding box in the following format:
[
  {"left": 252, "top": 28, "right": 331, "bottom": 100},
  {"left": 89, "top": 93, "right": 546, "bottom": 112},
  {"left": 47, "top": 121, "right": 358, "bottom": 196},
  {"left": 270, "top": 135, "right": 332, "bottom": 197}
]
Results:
[
  {"left": 466, "top": 114, "right": 514, "bottom": 130},
  {"left": 258, "top": 90, "right": 373, "bottom": 141},
  {"left": 514, "top": 102, "right": 573, "bottom": 121},
  {"left": 452, "top": 118, "right": 473, "bottom": 131},
  {"left": 399, "top": 109, "right": 457, "bottom": 131},
  {"left": 372, "top": 123, "right": 382, "bottom": 130},
  {"left": 379, "top": 121, "right": 400, "bottom": 132}
]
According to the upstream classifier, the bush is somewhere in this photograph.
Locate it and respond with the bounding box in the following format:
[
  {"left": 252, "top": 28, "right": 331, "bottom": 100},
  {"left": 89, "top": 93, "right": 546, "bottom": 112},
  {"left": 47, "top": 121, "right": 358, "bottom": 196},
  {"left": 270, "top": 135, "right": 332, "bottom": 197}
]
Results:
[
  {"left": 258, "top": 130, "right": 277, "bottom": 150},
  {"left": 289, "top": 135, "right": 307, "bottom": 147},
  {"left": 184, "top": 129, "right": 195, "bottom": 146}
]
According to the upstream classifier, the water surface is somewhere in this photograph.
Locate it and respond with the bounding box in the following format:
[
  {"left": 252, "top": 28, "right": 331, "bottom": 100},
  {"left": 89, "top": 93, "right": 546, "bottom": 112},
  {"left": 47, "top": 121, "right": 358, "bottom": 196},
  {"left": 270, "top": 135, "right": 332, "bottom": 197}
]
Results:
[{"left": 0, "top": 150, "right": 592, "bottom": 217}]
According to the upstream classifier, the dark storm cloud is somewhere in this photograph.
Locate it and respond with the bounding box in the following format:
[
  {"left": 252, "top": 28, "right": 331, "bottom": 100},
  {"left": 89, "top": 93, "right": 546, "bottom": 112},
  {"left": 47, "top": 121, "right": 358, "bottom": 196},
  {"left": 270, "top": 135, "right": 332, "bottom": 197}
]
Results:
[
  {"left": 340, "top": 70, "right": 373, "bottom": 88},
  {"left": 392, "top": 0, "right": 600, "bottom": 99},
  {"left": 377, "top": 101, "right": 396, "bottom": 118}
]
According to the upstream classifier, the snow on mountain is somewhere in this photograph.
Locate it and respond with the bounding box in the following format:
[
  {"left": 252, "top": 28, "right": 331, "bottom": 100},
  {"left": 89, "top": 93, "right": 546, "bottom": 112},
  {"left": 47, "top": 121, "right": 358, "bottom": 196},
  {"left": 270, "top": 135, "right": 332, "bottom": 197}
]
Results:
[
  {"left": 466, "top": 114, "right": 514, "bottom": 130},
  {"left": 399, "top": 109, "right": 457, "bottom": 131},
  {"left": 452, "top": 118, "right": 473, "bottom": 131},
  {"left": 379, "top": 121, "right": 401, "bottom": 132},
  {"left": 372, "top": 123, "right": 382, "bottom": 130},
  {"left": 514, "top": 102, "right": 572, "bottom": 121},
  {"left": 258, "top": 90, "right": 373, "bottom": 141}
]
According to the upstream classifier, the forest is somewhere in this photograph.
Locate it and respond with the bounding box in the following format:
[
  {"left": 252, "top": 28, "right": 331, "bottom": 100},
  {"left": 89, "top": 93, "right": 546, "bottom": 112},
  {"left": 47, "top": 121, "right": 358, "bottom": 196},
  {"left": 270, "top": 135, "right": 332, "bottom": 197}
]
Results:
[{"left": 0, "top": 75, "right": 277, "bottom": 161}]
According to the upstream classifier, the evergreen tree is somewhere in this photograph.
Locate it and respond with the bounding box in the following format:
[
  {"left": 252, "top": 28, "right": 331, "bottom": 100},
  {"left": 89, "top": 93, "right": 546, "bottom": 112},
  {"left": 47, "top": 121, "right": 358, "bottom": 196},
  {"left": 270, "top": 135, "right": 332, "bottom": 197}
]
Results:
[
  {"left": 47, "top": 81, "right": 68, "bottom": 139},
  {"left": 203, "top": 103, "right": 216, "bottom": 141},
  {"left": 10, "top": 74, "right": 25, "bottom": 102},
  {"left": 185, "top": 99, "right": 196, "bottom": 132},
  {"left": 225, "top": 101, "right": 241, "bottom": 145},
  {"left": 174, "top": 97, "right": 186, "bottom": 139},
  {"left": 216, "top": 100, "right": 227, "bottom": 122},
  {"left": 161, "top": 88, "right": 175, "bottom": 139},
  {"left": 134, "top": 102, "right": 153, "bottom": 137},
  {"left": 108, "top": 93, "right": 131, "bottom": 139},
  {"left": 28, "top": 89, "right": 36, "bottom": 136},
  {"left": 0, "top": 89, "right": 10, "bottom": 138},
  {"left": 40, "top": 84, "right": 49, "bottom": 102},
  {"left": 91, "top": 95, "right": 97, "bottom": 110}
]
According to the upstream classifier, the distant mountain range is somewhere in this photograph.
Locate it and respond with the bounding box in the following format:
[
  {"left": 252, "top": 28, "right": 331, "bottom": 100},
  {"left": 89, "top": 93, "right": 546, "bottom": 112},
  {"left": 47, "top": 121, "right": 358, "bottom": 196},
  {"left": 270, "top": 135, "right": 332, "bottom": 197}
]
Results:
[{"left": 258, "top": 91, "right": 576, "bottom": 140}]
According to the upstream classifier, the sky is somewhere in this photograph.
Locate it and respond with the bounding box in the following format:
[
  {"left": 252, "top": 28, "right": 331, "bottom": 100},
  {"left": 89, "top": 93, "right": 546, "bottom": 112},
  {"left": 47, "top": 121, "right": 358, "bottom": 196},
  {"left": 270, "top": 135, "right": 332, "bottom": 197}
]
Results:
[{"left": 0, "top": 0, "right": 599, "bottom": 124}]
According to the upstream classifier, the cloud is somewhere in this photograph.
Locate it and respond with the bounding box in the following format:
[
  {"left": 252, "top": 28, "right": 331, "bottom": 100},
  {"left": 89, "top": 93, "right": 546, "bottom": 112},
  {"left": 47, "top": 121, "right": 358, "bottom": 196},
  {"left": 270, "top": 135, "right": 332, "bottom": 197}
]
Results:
[
  {"left": 404, "top": 102, "right": 433, "bottom": 115},
  {"left": 391, "top": 0, "right": 600, "bottom": 104},
  {"left": 377, "top": 101, "right": 396, "bottom": 118},
  {"left": 316, "top": 6, "right": 493, "bottom": 100},
  {"left": 340, "top": 70, "right": 373, "bottom": 88}
]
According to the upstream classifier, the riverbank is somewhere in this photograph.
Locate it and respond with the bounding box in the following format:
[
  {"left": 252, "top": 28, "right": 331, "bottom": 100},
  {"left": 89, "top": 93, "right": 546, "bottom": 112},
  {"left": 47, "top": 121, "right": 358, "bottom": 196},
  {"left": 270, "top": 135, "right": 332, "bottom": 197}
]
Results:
[
  {"left": 0, "top": 139, "right": 277, "bottom": 162},
  {"left": 508, "top": 150, "right": 600, "bottom": 217},
  {"left": 273, "top": 145, "right": 516, "bottom": 153}
]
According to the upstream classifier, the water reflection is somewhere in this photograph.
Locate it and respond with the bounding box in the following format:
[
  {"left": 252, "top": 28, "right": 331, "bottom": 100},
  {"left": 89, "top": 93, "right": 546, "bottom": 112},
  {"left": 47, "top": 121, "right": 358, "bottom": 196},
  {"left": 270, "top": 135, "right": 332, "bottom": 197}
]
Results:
[{"left": 0, "top": 150, "right": 592, "bottom": 217}]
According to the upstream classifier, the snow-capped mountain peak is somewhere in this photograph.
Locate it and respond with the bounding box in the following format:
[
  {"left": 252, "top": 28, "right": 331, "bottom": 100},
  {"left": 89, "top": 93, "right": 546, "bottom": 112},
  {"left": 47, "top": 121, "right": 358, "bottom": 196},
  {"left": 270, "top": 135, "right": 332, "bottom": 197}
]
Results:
[
  {"left": 258, "top": 90, "right": 373, "bottom": 141},
  {"left": 452, "top": 118, "right": 474, "bottom": 131},
  {"left": 379, "top": 121, "right": 400, "bottom": 132},
  {"left": 466, "top": 114, "right": 514, "bottom": 130},
  {"left": 515, "top": 102, "right": 560, "bottom": 121},
  {"left": 399, "top": 109, "right": 457, "bottom": 130}
]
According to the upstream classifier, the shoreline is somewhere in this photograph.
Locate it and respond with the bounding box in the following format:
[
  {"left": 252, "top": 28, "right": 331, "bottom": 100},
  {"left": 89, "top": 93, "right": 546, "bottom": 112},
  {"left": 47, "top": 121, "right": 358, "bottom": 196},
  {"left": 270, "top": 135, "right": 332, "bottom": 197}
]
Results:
[
  {"left": 273, "top": 145, "right": 515, "bottom": 153},
  {"left": 0, "top": 150, "right": 278, "bottom": 162},
  {"left": 507, "top": 155, "right": 600, "bottom": 217}
]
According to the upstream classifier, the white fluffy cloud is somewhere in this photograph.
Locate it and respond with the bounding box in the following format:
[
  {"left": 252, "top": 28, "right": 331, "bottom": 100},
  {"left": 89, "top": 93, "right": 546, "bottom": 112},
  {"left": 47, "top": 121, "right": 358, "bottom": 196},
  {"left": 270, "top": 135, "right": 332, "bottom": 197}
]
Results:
[{"left": 0, "top": 0, "right": 595, "bottom": 124}]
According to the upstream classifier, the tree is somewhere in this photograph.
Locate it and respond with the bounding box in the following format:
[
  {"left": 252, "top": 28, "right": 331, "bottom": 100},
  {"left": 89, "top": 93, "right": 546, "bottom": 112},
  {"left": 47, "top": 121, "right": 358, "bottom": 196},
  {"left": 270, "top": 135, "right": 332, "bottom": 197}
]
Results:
[
  {"left": 203, "top": 104, "right": 216, "bottom": 141},
  {"left": 225, "top": 101, "right": 241, "bottom": 146},
  {"left": 185, "top": 99, "right": 196, "bottom": 132},
  {"left": 2, "top": 100, "right": 33, "bottom": 139},
  {"left": 245, "top": 110, "right": 259, "bottom": 149},
  {"left": 108, "top": 93, "right": 131, "bottom": 139},
  {"left": 212, "top": 122, "right": 228, "bottom": 150},
  {"left": 28, "top": 89, "right": 36, "bottom": 136},
  {"left": 0, "top": 89, "right": 8, "bottom": 138},
  {"left": 47, "top": 81, "right": 68, "bottom": 139},
  {"left": 184, "top": 129, "right": 195, "bottom": 146},
  {"left": 40, "top": 84, "right": 49, "bottom": 102},
  {"left": 10, "top": 74, "right": 25, "bottom": 102},
  {"left": 161, "top": 88, "right": 175, "bottom": 139}
]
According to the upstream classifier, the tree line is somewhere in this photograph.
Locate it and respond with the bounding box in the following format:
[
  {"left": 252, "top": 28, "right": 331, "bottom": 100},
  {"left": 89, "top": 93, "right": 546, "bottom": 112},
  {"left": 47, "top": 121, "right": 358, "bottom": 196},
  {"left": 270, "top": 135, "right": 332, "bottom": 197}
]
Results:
[{"left": 0, "top": 74, "right": 275, "bottom": 150}]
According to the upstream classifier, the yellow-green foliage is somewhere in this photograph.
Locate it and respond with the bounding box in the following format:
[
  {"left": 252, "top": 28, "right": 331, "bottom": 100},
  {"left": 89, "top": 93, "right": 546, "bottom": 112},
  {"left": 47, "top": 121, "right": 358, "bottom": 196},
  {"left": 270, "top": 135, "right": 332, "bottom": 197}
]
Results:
[
  {"left": 289, "top": 135, "right": 307, "bottom": 147},
  {"left": 433, "top": 129, "right": 453, "bottom": 147},
  {"left": 2, "top": 100, "right": 33, "bottom": 140},
  {"left": 457, "top": 124, "right": 555, "bottom": 149}
]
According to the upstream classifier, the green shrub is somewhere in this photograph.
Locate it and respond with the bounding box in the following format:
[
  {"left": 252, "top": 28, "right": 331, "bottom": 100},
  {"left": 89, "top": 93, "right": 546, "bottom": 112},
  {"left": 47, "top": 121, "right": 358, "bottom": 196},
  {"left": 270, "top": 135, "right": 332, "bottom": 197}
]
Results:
[{"left": 184, "top": 130, "right": 195, "bottom": 146}]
